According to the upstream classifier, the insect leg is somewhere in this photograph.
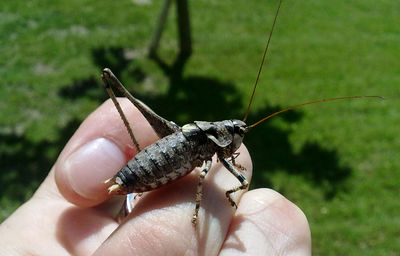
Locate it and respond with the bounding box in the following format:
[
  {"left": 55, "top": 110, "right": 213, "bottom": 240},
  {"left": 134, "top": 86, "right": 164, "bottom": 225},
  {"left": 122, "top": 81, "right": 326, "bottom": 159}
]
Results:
[
  {"left": 192, "top": 159, "right": 212, "bottom": 227},
  {"left": 101, "top": 71, "right": 141, "bottom": 152},
  {"left": 102, "top": 68, "right": 180, "bottom": 138},
  {"left": 231, "top": 152, "right": 246, "bottom": 172},
  {"left": 219, "top": 157, "right": 249, "bottom": 209}
]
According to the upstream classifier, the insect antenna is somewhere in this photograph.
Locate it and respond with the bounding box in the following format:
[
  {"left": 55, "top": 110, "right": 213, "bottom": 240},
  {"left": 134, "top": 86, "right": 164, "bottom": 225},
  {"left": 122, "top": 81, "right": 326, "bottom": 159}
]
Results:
[
  {"left": 248, "top": 96, "right": 385, "bottom": 129},
  {"left": 243, "top": 0, "right": 283, "bottom": 122}
]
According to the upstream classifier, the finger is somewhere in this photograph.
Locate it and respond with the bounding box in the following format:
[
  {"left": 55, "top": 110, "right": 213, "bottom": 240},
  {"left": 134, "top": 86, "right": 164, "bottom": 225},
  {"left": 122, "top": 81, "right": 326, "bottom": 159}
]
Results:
[
  {"left": 54, "top": 98, "right": 158, "bottom": 207},
  {"left": 0, "top": 194, "right": 118, "bottom": 256},
  {"left": 93, "top": 144, "right": 253, "bottom": 256},
  {"left": 219, "top": 189, "right": 311, "bottom": 256}
]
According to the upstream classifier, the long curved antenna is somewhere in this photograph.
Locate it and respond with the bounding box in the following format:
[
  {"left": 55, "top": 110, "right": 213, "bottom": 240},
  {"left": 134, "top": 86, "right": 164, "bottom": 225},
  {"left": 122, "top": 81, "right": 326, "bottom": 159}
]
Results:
[
  {"left": 243, "top": 0, "right": 283, "bottom": 122},
  {"left": 249, "top": 96, "right": 385, "bottom": 128}
]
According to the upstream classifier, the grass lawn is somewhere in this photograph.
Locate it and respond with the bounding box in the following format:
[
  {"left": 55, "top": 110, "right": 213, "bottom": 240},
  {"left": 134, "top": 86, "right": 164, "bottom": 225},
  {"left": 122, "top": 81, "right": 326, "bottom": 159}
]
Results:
[{"left": 1, "top": 0, "right": 399, "bottom": 254}]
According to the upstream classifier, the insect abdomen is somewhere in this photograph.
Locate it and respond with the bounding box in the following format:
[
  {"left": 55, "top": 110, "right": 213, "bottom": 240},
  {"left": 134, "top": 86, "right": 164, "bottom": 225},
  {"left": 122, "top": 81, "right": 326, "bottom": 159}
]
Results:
[{"left": 114, "top": 129, "right": 216, "bottom": 193}]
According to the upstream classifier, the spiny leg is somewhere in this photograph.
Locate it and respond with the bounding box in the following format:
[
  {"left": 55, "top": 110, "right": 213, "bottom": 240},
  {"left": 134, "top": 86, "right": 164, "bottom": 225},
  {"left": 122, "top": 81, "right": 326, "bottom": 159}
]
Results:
[
  {"left": 231, "top": 152, "right": 239, "bottom": 166},
  {"left": 102, "top": 68, "right": 180, "bottom": 138},
  {"left": 220, "top": 157, "right": 249, "bottom": 209},
  {"left": 231, "top": 152, "right": 246, "bottom": 172},
  {"left": 101, "top": 71, "right": 141, "bottom": 152},
  {"left": 192, "top": 160, "right": 212, "bottom": 227}
]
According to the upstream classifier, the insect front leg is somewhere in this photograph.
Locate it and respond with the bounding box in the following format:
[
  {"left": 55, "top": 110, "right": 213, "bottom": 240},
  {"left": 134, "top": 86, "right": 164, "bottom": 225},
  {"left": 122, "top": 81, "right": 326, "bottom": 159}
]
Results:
[
  {"left": 192, "top": 159, "right": 212, "bottom": 227},
  {"left": 231, "top": 152, "right": 246, "bottom": 172},
  {"left": 219, "top": 157, "right": 249, "bottom": 209}
]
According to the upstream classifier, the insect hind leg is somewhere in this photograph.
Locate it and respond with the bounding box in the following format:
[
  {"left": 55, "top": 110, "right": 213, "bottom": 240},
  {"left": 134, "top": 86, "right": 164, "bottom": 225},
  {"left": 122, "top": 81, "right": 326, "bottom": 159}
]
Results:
[
  {"left": 220, "top": 157, "right": 249, "bottom": 209},
  {"left": 102, "top": 68, "right": 180, "bottom": 139},
  {"left": 101, "top": 70, "right": 141, "bottom": 152}
]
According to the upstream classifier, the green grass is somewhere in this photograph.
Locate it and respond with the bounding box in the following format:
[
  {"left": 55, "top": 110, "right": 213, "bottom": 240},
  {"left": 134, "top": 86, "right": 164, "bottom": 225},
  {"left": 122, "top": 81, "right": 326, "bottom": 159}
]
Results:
[{"left": 1, "top": 0, "right": 399, "bottom": 254}]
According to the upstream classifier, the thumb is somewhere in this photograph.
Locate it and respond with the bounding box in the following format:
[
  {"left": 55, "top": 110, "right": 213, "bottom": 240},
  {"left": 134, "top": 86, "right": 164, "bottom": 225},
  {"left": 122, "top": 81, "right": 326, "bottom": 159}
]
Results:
[{"left": 54, "top": 98, "right": 158, "bottom": 207}]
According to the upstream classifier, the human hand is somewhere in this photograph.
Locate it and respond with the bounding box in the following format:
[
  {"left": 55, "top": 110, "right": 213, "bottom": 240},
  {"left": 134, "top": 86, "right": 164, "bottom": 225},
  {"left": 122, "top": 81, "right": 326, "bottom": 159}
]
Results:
[{"left": 0, "top": 99, "right": 311, "bottom": 255}]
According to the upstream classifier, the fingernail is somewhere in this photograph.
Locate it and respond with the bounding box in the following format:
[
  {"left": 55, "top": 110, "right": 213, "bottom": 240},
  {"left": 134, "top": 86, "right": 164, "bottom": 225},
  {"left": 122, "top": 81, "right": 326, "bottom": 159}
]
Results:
[{"left": 64, "top": 138, "right": 126, "bottom": 200}]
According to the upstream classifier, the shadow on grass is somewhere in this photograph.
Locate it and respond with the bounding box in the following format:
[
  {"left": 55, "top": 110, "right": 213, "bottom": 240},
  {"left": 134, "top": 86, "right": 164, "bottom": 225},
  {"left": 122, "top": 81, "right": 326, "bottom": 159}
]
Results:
[
  {"left": 58, "top": 47, "right": 145, "bottom": 102},
  {"left": 245, "top": 110, "right": 351, "bottom": 199},
  {"left": 0, "top": 119, "right": 81, "bottom": 219}
]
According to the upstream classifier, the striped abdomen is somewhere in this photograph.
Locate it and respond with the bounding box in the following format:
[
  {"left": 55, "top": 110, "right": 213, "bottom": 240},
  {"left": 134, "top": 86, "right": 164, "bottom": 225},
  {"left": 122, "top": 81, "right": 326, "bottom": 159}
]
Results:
[{"left": 113, "top": 130, "right": 217, "bottom": 193}]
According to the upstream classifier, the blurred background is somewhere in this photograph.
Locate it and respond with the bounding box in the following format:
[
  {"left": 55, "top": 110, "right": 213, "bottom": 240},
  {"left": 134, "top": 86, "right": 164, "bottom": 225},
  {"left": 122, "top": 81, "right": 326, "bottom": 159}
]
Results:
[{"left": 0, "top": 0, "right": 399, "bottom": 254}]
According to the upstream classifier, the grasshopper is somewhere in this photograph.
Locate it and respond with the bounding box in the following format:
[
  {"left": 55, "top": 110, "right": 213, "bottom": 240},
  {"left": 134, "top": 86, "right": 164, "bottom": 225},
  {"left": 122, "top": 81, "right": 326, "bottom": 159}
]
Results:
[{"left": 102, "top": 0, "right": 381, "bottom": 226}]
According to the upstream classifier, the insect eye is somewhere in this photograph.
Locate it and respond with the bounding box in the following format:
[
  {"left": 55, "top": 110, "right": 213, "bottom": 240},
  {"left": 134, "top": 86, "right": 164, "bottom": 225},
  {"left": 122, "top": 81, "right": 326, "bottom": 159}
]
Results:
[{"left": 239, "top": 127, "right": 246, "bottom": 135}]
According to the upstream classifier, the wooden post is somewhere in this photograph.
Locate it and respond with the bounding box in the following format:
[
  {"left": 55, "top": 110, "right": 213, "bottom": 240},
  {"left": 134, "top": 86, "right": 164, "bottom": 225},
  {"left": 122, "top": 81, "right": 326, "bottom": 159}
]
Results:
[
  {"left": 148, "top": 0, "right": 192, "bottom": 58},
  {"left": 176, "top": 0, "right": 192, "bottom": 57},
  {"left": 148, "top": 0, "right": 173, "bottom": 57}
]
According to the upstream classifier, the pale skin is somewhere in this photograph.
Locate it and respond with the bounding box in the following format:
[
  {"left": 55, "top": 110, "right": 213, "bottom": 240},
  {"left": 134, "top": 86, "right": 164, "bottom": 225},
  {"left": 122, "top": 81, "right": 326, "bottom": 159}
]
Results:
[{"left": 0, "top": 98, "right": 311, "bottom": 255}]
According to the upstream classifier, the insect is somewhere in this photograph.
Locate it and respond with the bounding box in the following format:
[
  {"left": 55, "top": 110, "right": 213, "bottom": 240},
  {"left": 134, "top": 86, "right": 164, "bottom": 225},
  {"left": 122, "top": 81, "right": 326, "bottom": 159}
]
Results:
[{"left": 102, "top": 0, "right": 382, "bottom": 226}]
